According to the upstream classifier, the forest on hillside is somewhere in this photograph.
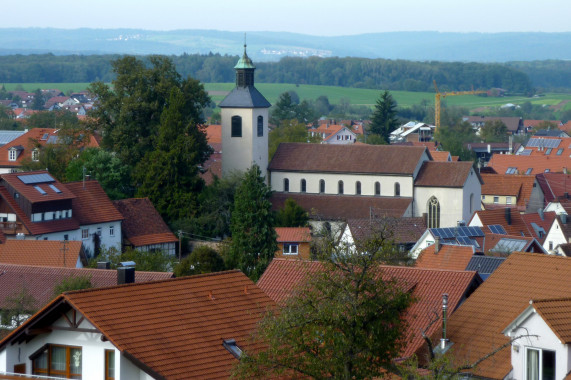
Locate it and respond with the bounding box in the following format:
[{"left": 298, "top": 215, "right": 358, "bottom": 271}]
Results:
[{"left": 0, "top": 53, "right": 544, "bottom": 94}]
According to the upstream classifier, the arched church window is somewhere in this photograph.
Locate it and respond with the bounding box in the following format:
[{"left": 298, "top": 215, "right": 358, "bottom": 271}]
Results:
[
  {"left": 394, "top": 182, "right": 400, "bottom": 197},
  {"left": 355, "top": 181, "right": 361, "bottom": 195},
  {"left": 320, "top": 179, "right": 325, "bottom": 193},
  {"left": 284, "top": 178, "right": 289, "bottom": 192},
  {"left": 375, "top": 182, "right": 381, "bottom": 196},
  {"left": 338, "top": 180, "right": 344, "bottom": 195},
  {"left": 428, "top": 197, "right": 440, "bottom": 228},
  {"left": 301, "top": 179, "right": 306, "bottom": 193},
  {"left": 257, "top": 116, "right": 263, "bottom": 137},
  {"left": 231, "top": 116, "right": 242, "bottom": 137}
]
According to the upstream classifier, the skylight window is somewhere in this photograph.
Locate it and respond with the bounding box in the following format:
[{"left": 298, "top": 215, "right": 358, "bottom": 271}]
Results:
[
  {"left": 545, "top": 148, "right": 552, "bottom": 155},
  {"left": 557, "top": 148, "right": 564, "bottom": 155},
  {"left": 48, "top": 184, "right": 62, "bottom": 194},
  {"left": 34, "top": 186, "right": 47, "bottom": 195},
  {"left": 505, "top": 167, "right": 517, "bottom": 175},
  {"left": 222, "top": 339, "right": 243, "bottom": 359},
  {"left": 525, "top": 168, "right": 533, "bottom": 175}
]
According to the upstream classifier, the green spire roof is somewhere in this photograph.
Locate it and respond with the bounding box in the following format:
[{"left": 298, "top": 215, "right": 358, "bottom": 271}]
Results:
[{"left": 234, "top": 44, "right": 255, "bottom": 69}]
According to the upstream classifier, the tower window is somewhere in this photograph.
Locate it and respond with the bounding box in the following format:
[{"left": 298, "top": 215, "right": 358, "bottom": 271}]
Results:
[
  {"left": 375, "top": 182, "right": 381, "bottom": 196},
  {"left": 257, "top": 116, "right": 263, "bottom": 137},
  {"left": 231, "top": 116, "right": 242, "bottom": 137},
  {"left": 300, "top": 179, "right": 306, "bottom": 193},
  {"left": 319, "top": 179, "right": 325, "bottom": 194},
  {"left": 394, "top": 182, "right": 400, "bottom": 197},
  {"left": 356, "top": 181, "right": 361, "bottom": 195},
  {"left": 283, "top": 178, "right": 289, "bottom": 192},
  {"left": 338, "top": 180, "right": 344, "bottom": 195}
]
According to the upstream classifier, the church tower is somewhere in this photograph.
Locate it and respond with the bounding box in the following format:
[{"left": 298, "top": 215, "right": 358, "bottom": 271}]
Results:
[{"left": 219, "top": 44, "right": 271, "bottom": 177}]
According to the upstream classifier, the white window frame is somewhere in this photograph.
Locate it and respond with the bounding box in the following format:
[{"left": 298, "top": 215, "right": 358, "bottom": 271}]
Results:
[
  {"left": 82, "top": 228, "right": 89, "bottom": 239},
  {"left": 109, "top": 225, "right": 115, "bottom": 237},
  {"left": 506, "top": 196, "right": 512, "bottom": 205},
  {"left": 283, "top": 243, "right": 299, "bottom": 255},
  {"left": 525, "top": 347, "right": 556, "bottom": 380},
  {"left": 8, "top": 149, "right": 16, "bottom": 162},
  {"left": 494, "top": 196, "right": 499, "bottom": 204},
  {"left": 32, "top": 149, "right": 39, "bottom": 162}
]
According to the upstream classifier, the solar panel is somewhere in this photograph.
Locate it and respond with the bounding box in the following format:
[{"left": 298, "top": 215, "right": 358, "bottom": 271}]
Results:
[
  {"left": 456, "top": 236, "right": 472, "bottom": 245},
  {"left": 34, "top": 186, "right": 46, "bottom": 195},
  {"left": 488, "top": 224, "right": 507, "bottom": 234},
  {"left": 18, "top": 173, "right": 55, "bottom": 184},
  {"left": 49, "top": 184, "right": 62, "bottom": 194},
  {"left": 519, "top": 149, "right": 532, "bottom": 156},
  {"left": 527, "top": 138, "right": 561, "bottom": 149}
]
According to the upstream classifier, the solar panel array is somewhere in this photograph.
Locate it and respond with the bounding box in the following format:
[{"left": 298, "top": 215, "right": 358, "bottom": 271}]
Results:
[
  {"left": 17, "top": 173, "right": 55, "bottom": 185},
  {"left": 526, "top": 138, "right": 561, "bottom": 149},
  {"left": 430, "top": 226, "right": 484, "bottom": 238},
  {"left": 456, "top": 236, "right": 480, "bottom": 248},
  {"left": 488, "top": 224, "right": 507, "bottom": 234},
  {"left": 519, "top": 149, "right": 532, "bottom": 156}
]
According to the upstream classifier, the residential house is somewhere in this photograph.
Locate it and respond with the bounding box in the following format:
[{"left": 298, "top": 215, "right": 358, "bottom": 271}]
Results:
[
  {"left": 275, "top": 227, "right": 311, "bottom": 259},
  {"left": 113, "top": 198, "right": 178, "bottom": 256},
  {"left": 415, "top": 244, "right": 475, "bottom": 271},
  {"left": 201, "top": 124, "right": 222, "bottom": 185},
  {"left": 389, "top": 121, "right": 435, "bottom": 143},
  {"left": 503, "top": 298, "right": 571, "bottom": 379},
  {"left": 524, "top": 119, "right": 562, "bottom": 132},
  {"left": 269, "top": 143, "right": 482, "bottom": 228},
  {"left": 534, "top": 129, "right": 569, "bottom": 138},
  {"left": 469, "top": 207, "right": 532, "bottom": 237},
  {"left": 257, "top": 258, "right": 482, "bottom": 360},
  {"left": 0, "top": 270, "right": 276, "bottom": 379},
  {"left": 521, "top": 210, "right": 556, "bottom": 244},
  {"left": 463, "top": 115, "right": 524, "bottom": 135},
  {"left": 322, "top": 126, "right": 358, "bottom": 144},
  {"left": 536, "top": 172, "right": 571, "bottom": 208},
  {"left": 65, "top": 180, "right": 124, "bottom": 256},
  {"left": 429, "top": 151, "right": 452, "bottom": 161},
  {"left": 465, "top": 141, "right": 519, "bottom": 163},
  {"left": 465, "top": 255, "right": 506, "bottom": 280},
  {"left": 542, "top": 214, "right": 571, "bottom": 253},
  {"left": 0, "top": 240, "right": 86, "bottom": 268},
  {"left": 429, "top": 252, "right": 571, "bottom": 379},
  {"left": 410, "top": 225, "right": 486, "bottom": 259},
  {"left": 480, "top": 173, "right": 537, "bottom": 212}
]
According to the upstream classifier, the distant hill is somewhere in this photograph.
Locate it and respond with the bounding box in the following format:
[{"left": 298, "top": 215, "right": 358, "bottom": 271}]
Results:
[{"left": 1, "top": 28, "right": 571, "bottom": 62}]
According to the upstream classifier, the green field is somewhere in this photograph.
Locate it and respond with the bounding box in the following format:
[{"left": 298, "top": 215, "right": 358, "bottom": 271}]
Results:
[{"left": 4, "top": 82, "right": 571, "bottom": 111}]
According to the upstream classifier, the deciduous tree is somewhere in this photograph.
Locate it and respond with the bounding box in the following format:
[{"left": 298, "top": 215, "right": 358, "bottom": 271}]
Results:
[{"left": 479, "top": 120, "right": 508, "bottom": 143}]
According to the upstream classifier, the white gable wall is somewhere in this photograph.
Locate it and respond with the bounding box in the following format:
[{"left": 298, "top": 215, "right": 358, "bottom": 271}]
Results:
[
  {"left": 543, "top": 219, "right": 567, "bottom": 254},
  {"left": 506, "top": 309, "right": 569, "bottom": 380}
]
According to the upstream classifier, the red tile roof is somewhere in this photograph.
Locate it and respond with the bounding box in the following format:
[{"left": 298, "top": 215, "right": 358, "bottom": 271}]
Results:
[
  {"left": 206, "top": 124, "right": 221, "bottom": 144},
  {"left": 269, "top": 143, "right": 429, "bottom": 175},
  {"left": 438, "top": 252, "right": 571, "bottom": 379},
  {"left": 271, "top": 193, "right": 413, "bottom": 220},
  {"left": 113, "top": 198, "right": 178, "bottom": 247},
  {"left": 0, "top": 270, "right": 276, "bottom": 380},
  {"left": 531, "top": 298, "right": 571, "bottom": 343},
  {"left": 429, "top": 151, "right": 451, "bottom": 161},
  {"left": 347, "top": 217, "right": 426, "bottom": 245},
  {"left": 536, "top": 172, "right": 571, "bottom": 203},
  {"left": 65, "top": 180, "right": 123, "bottom": 225},
  {"left": 275, "top": 227, "right": 311, "bottom": 242},
  {"left": 0, "top": 263, "right": 173, "bottom": 310},
  {"left": 415, "top": 161, "right": 481, "bottom": 187},
  {"left": 0, "top": 240, "right": 83, "bottom": 268},
  {"left": 480, "top": 173, "right": 536, "bottom": 209},
  {"left": 470, "top": 208, "right": 532, "bottom": 237},
  {"left": 1, "top": 170, "right": 75, "bottom": 204},
  {"left": 521, "top": 211, "right": 556, "bottom": 242},
  {"left": 487, "top": 153, "right": 571, "bottom": 175},
  {"left": 257, "top": 259, "right": 481, "bottom": 359},
  {"left": 415, "top": 245, "right": 475, "bottom": 271}
]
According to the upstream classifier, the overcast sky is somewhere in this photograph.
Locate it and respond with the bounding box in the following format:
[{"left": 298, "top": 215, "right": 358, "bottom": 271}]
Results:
[{"left": 6, "top": 0, "right": 571, "bottom": 35}]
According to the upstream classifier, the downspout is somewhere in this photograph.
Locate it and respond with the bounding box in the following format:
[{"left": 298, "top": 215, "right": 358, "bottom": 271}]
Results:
[{"left": 441, "top": 293, "right": 449, "bottom": 350}]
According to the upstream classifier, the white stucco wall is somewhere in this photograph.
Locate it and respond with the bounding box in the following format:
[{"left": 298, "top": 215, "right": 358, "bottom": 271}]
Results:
[
  {"left": 270, "top": 171, "right": 414, "bottom": 197},
  {"left": 221, "top": 107, "right": 269, "bottom": 177},
  {"left": 543, "top": 220, "right": 567, "bottom": 254},
  {"left": 324, "top": 129, "right": 356, "bottom": 144},
  {"left": 506, "top": 309, "right": 569, "bottom": 380}
]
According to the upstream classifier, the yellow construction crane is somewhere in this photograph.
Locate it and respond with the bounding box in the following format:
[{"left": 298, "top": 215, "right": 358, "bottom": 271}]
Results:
[{"left": 433, "top": 80, "right": 486, "bottom": 129}]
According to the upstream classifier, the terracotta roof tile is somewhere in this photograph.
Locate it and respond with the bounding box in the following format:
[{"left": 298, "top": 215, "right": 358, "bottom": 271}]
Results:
[
  {"left": 65, "top": 180, "right": 123, "bottom": 225},
  {"left": 0, "top": 240, "right": 83, "bottom": 268},
  {"left": 271, "top": 193, "right": 412, "bottom": 220},
  {"left": 257, "top": 259, "right": 481, "bottom": 358},
  {"left": 2, "top": 170, "right": 75, "bottom": 204},
  {"left": 536, "top": 172, "right": 571, "bottom": 203},
  {"left": 470, "top": 208, "right": 532, "bottom": 237},
  {"left": 1, "top": 270, "right": 276, "bottom": 380},
  {"left": 113, "top": 198, "right": 178, "bottom": 247},
  {"left": 347, "top": 217, "right": 426, "bottom": 245},
  {"left": 415, "top": 245, "right": 475, "bottom": 271},
  {"left": 481, "top": 173, "right": 536, "bottom": 209},
  {"left": 487, "top": 153, "right": 571, "bottom": 175},
  {"left": 269, "top": 143, "right": 428, "bottom": 175},
  {"left": 415, "top": 161, "right": 481, "bottom": 187},
  {"left": 439, "top": 252, "right": 571, "bottom": 379},
  {"left": 206, "top": 124, "right": 221, "bottom": 144},
  {"left": 531, "top": 298, "right": 571, "bottom": 343},
  {"left": 429, "top": 151, "right": 451, "bottom": 161},
  {"left": 0, "top": 263, "right": 172, "bottom": 310},
  {"left": 275, "top": 227, "right": 311, "bottom": 242}
]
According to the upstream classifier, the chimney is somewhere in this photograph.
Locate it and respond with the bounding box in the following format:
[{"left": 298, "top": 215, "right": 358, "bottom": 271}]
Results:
[
  {"left": 441, "top": 293, "right": 449, "bottom": 350},
  {"left": 97, "top": 261, "right": 111, "bottom": 270},
  {"left": 434, "top": 236, "right": 441, "bottom": 254},
  {"left": 117, "top": 267, "right": 135, "bottom": 285},
  {"left": 509, "top": 135, "right": 513, "bottom": 154},
  {"left": 505, "top": 208, "right": 512, "bottom": 225},
  {"left": 487, "top": 144, "right": 491, "bottom": 154}
]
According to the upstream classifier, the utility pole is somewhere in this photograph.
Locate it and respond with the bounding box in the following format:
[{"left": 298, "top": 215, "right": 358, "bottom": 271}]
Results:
[{"left": 178, "top": 230, "right": 183, "bottom": 263}]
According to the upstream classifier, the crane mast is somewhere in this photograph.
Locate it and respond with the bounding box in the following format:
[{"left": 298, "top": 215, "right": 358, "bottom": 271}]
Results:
[{"left": 433, "top": 80, "right": 486, "bottom": 130}]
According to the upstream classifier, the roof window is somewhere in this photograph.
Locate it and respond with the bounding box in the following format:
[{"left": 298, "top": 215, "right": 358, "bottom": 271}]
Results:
[
  {"left": 222, "top": 339, "right": 243, "bottom": 359},
  {"left": 525, "top": 168, "right": 533, "bottom": 175}
]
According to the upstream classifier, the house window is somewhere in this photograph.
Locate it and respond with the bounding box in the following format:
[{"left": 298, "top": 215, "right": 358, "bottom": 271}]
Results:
[
  {"left": 494, "top": 196, "right": 499, "bottom": 204},
  {"left": 257, "top": 115, "right": 263, "bottom": 137},
  {"left": 231, "top": 116, "right": 242, "bottom": 137},
  {"left": 506, "top": 167, "right": 517, "bottom": 175},
  {"left": 8, "top": 149, "right": 16, "bottom": 161},
  {"left": 82, "top": 229, "right": 89, "bottom": 239},
  {"left": 32, "top": 344, "right": 82, "bottom": 378},
  {"left": 338, "top": 180, "right": 344, "bottom": 194},
  {"left": 375, "top": 182, "right": 380, "bottom": 196},
  {"left": 32, "top": 149, "right": 39, "bottom": 162},
  {"left": 109, "top": 225, "right": 115, "bottom": 237},
  {"left": 545, "top": 148, "right": 552, "bottom": 155},
  {"left": 394, "top": 182, "right": 400, "bottom": 197},
  {"left": 470, "top": 193, "right": 474, "bottom": 214},
  {"left": 557, "top": 148, "right": 563, "bottom": 155},
  {"left": 526, "top": 347, "right": 555, "bottom": 380},
  {"left": 105, "top": 350, "right": 115, "bottom": 380},
  {"left": 300, "top": 179, "right": 306, "bottom": 193},
  {"left": 427, "top": 196, "right": 440, "bottom": 229},
  {"left": 549, "top": 241, "right": 553, "bottom": 251},
  {"left": 97, "top": 227, "right": 102, "bottom": 236},
  {"left": 506, "top": 196, "right": 512, "bottom": 205},
  {"left": 319, "top": 179, "right": 325, "bottom": 193},
  {"left": 525, "top": 168, "right": 533, "bottom": 175},
  {"left": 545, "top": 169, "right": 550, "bottom": 173},
  {"left": 355, "top": 181, "right": 361, "bottom": 195},
  {"left": 63, "top": 234, "right": 68, "bottom": 241},
  {"left": 283, "top": 243, "right": 298, "bottom": 255},
  {"left": 283, "top": 178, "right": 289, "bottom": 192}
]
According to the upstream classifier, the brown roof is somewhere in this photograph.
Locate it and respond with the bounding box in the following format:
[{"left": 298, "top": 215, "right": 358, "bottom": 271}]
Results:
[
  {"left": 536, "top": 172, "right": 571, "bottom": 203},
  {"left": 0, "top": 263, "right": 172, "bottom": 310},
  {"left": 206, "top": 124, "right": 221, "bottom": 144},
  {"left": 470, "top": 208, "right": 532, "bottom": 237},
  {"left": 531, "top": 298, "right": 571, "bottom": 343},
  {"left": 65, "top": 180, "right": 123, "bottom": 225},
  {"left": 481, "top": 173, "right": 536, "bottom": 209},
  {"left": 269, "top": 143, "right": 429, "bottom": 175},
  {"left": 415, "top": 245, "right": 475, "bottom": 271},
  {"left": 0, "top": 240, "right": 83, "bottom": 268},
  {"left": 347, "top": 217, "right": 426, "bottom": 245},
  {"left": 1, "top": 170, "right": 75, "bottom": 204},
  {"left": 0, "top": 270, "right": 276, "bottom": 380},
  {"left": 430, "top": 151, "right": 451, "bottom": 161},
  {"left": 521, "top": 211, "right": 556, "bottom": 243},
  {"left": 464, "top": 116, "right": 523, "bottom": 132},
  {"left": 438, "top": 252, "right": 571, "bottom": 379},
  {"left": 414, "top": 161, "right": 481, "bottom": 187},
  {"left": 257, "top": 259, "right": 481, "bottom": 359},
  {"left": 113, "top": 198, "right": 178, "bottom": 246},
  {"left": 271, "top": 193, "right": 412, "bottom": 220},
  {"left": 487, "top": 153, "right": 571, "bottom": 175},
  {"left": 275, "top": 227, "right": 311, "bottom": 242}
]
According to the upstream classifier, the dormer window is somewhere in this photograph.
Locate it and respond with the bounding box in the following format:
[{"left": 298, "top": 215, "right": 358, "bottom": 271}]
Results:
[
  {"left": 32, "top": 149, "right": 39, "bottom": 162},
  {"left": 8, "top": 149, "right": 16, "bottom": 162}
]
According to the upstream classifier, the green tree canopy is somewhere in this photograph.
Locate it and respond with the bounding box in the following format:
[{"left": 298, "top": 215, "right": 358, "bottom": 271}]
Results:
[
  {"left": 269, "top": 119, "right": 320, "bottom": 159},
  {"left": 173, "top": 245, "right": 225, "bottom": 277},
  {"left": 31, "top": 89, "right": 45, "bottom": 111},
  {"left": 368, "top": 90, "right": 399, "bottom": 144},
  {"left": 274, "top": 198, "right": 309, "bottom": 227},
  {"left": 227, "top": 165, "right": 277, "bottom": 281},
  {"left": 479, "top": 120, "right": 508, "bottom": 143},
  {"left": 53, "top": 275, "right": 93, "bottom": 297}
]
